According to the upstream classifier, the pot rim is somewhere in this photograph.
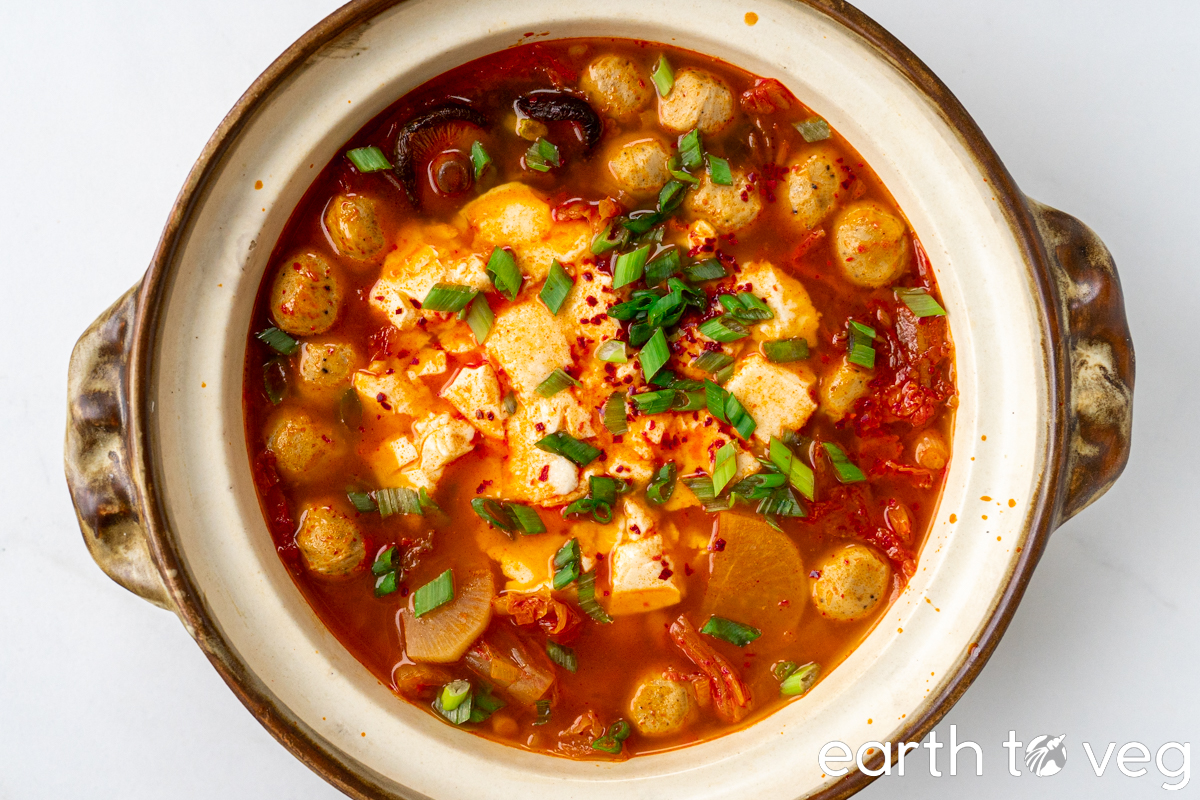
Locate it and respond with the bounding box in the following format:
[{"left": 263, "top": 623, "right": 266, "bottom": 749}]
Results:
[{"left": 126, "top": 2, "right": 1067, "bottom": 797}]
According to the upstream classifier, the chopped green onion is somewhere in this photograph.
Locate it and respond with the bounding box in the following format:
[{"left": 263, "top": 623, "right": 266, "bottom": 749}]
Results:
[
  {"left": 538, "top": 260, "right": 573, "bottom": 315},
  {"left": 823, "top": 442, "right": 867, "bottom": 483},
  {"left": 589, "top": 476, "right": 621, "bottom": 508},
  {"left": 763, "top": 338, "right": 810, "bottom": 363},
  {"left": 263, "top": 358, "right": 288, "bottom": 405},
  {"left": 780, "top": 662, "right": 820, "bottom": 696},
  {"left": 704, "top": 379, "right": 728, "bottom": 422},
  {"left": 422, "top": 283, "right": 476, "bottom": 313},
  {"left": 639, "top": 328, "right": 670, "bottom": 381},
  {"left": 684, "top": 259, "right": 726, "bottom": 282},
  {"left": 506, "top": 503, "right": 547, "bottom": 535},
  {"left": 681, "top": 473, "right": 717, "bottom": 503},
  {"left": 377, "top": 487, "right": 423, "bottom": 517},
  {"left": 708, "top": 155, "right": 733, "bottom": 186},
  {"left": 673, "top": 389, "right": 706, "bottom": 411},
  {"left": 631, "top": 388, "right": 676, "bottom": 415},
  {"left": 470, "top": 141, "right": 491, "bottom": 179},
  {"left": 649, "top": 370, "right": 676, "bottom": 387},
  {"left": 847, "top": 320, "right": 877, "bottom": 369},
  {"left": 535, "top": 368, "right": 580, "bottom": 397},
  {"left": 592, "top": 222, "right": 630, "bottom": 255},
  {"left": 563, "top": 496, "right": 613, "bottom": 524},
  {"left": 645, "top": 290, "right": 684, "bottom": 330},
  {"left": 502, "top": 392, "right": 517, "bottom": 415},
  {"left": 432, "top": 683, "right": 473, "bottom": 724},
  {"left": 609, "top": 720, "right": 632, "bottom": 742},
  {"left": 602, "top": 391, "right": 628, "bottom": 435},
  {"left": 371, "top": 546, "right": 396, "bottom": 576},
  {"left": 546, "top": 641, "right": 578, "bottom": 673},
  {"left": 896, "top": 287, "right": 947, "bottom": 317},
  {"left": 794, "top": 117, "right": 832, "bottom": 143},
  {"left": 374, "top": 571, "right": 399, "bottom": 597},
  {"left": 698, "top": 315, "right": 750, "bottom": 342},
  {"left": 464, "top": 293, "right": 493, "bottom": 344},
  {"left": 552, "top": 538, "right": 582, "bottom": 589},
  {"left": 469, "top": 684, "right": 506, "bottom": 723},
  {"left": 613, "top": 245, "right": 652, "bottom": 289},
  {"left": 413, "top": 569, "right": 454, "bottom": 616},
  {"left": 679, "top": 129, "right": 703, "bottom": 171},
  {"left": 691, "top": 350, "right": 733, "bottom": 374},
  {"left": 718, "top": 292, "right": 774, "bottom": 322},
  {"left": 711, "top": 442, "right": 738, "bottom": 495},
  {"left": 591, "top": 719, "right": 632, "bottom": 753},
  {"left": 651, "top": 54, "right": 674, "bottom": 96},
  {"left": 769, "top": 436, "right": 816, "bottom": 500},
  {"left": 645, "top": 249, "right": 681, "bottom": 286},
  {"left": 256, "top": 326, "right": 299, "bottom": 356},
  {"left": 595, "top": 339, "right": 628, "bottom": 364},
  {"left": 533, "top": 698, "right": 552, "bottom": 726},
  {"left": 345, "top": 145, "right": 391, "bottom": 173},
  {"left": 591, "top": 735, "right": 621, "bottom": 754},
  {"left": 646, "top": 461, "right": 677, "bottom": 505},
  {"left": 576, "top": 569, "right": 612, "bottom": 623},
  {"left": 535, "top": 432, "right": 602, "bottom": 467},
  {"left": 525, "top": 138, "right": 561, "bottom": 172},
  {"left": 725, "top": 392, "right": 757, "bottom": 440},
  {"left": 658, "top": 179, "right": 687, "bottom": 214},
  {"left": 774, "top": 661, "right": 799, "bottom": 681},
  {"left": 349, "top": 490, "right": 378, "bottom": 514},
  {"left": 440, "top": 679, "right": 472, "bottom": 712},
  {"left": 667, "top": 155, "right": 700, "bottom": 185},
  {"left": 714, "top": 363, "right": 734, "bottom": 384},
  {"left": 628, "top": 322, "right": 654, "bottom": 348},
  {"left": 471, "top": 497, "right": 515, "bottom": 532},
  {"left": 486, "top": 247, "right": 522, "bottom": 301},
  {"left": 701, "top": 615, "right": 762, "bottom": 647}
]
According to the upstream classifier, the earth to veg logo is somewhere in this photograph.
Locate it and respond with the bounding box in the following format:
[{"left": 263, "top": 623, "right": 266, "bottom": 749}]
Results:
[{"left": 1025, "top": 733, "right": 1068, "bottom": 777}]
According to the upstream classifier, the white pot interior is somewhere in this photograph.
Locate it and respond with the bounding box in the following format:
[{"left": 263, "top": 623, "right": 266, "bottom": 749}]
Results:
[{"left": 147, "top": 0, "right": 1049, "bottom": 797}]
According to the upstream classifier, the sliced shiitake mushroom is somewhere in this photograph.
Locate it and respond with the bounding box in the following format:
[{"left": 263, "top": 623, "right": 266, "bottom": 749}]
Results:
[
  {"left": 514, "top": 91, "right": 603, "bottom": 151},
  {"left": 393, "top": 101, "right": 490, "bottom": 209}
]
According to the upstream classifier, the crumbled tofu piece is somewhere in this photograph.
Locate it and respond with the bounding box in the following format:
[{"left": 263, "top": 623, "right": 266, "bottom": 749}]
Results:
[
  {"left": 819, "top": 357, "right": 873, "bottom": 422},
  {"left": 368, "top": 273, "right": 420, "bottom": 332},
  {"left": 737, "top": 260, "right": 821, "bottom": 346},
  {"left": 406, "top": 349, "right": 447, "bottom": 381},
  {"left": 485, "top": 534, "right": 563, "bottom": 592},
  {"left": 666, "top": 411, "right": 759, "bottom": 510},
  {"left": 405, "top": 412, "right": 477, "bottom": 490},
  {"left": 440, "top": 364, "right": 508, "bottom": 440},
  {"left": 462, "top": 182, "right": 592, "bottom": 281},
  {"left": 365, "top": 433, "right": 419, "bottom": 484},
  {"left": 621, "top": 496, "right": 659, "bottom": 541},
  {"left": 502, "top": 393, "right": 595, "bottom": 506},
  {"left": 604, "top": 413, "right": 663, "bottom": 486},
  {"left": 722, "top": 355, "right": 818, "bottom": 444},
  {"left": 687, "top": 219, "right": 718, "bottom": 254},
  {"left": 607, "top": 534, "right": 683, "bottom": 616},
  {"left": 353, "top": 362, "right": 434, "bottom": 418},
  {"left": 517, "top": 220, "right": 592, "bottom": 282},
  {"left": 382, "top": 244, "right": 445, "bottom": 304},
  {"left": 485, "top": 301, "right": 573, "bottom": 399}
]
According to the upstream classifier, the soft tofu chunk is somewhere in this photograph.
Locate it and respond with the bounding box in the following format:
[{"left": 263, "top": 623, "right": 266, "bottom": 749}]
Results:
[
  {"left": 368, "top": 273, "right": 420, "bottom": 333},
  {"left": 667, "top": 411, "right": 758, "bottom": 509},
  {"left": 737, "top": 260, "right": 820, "bottom": 346},
  {"left": 462, "top": 182, "right": 591, "bottom": 281},
  {"left": 607, "top": 534, "right": 683, "bottom": 616},
  {"left": 621, "top": 496, "right": 659, "bottom": 541},
  {"left": 687, "top": 219, "right": 718, "bottom": 255},
  {"left": 722, "top": 355, "right": 818, "bottom": 444},
  {"left": 502, "top": 393, "right": 595, "bottom": 506},
  {"left": 353, "top": 363, "right": 434, "bottom": 418},
  {"left": 485, "top": 301, "right": 573, "bottom": 399},
  {"left": 406, "top": 413, "right": 477, "bottom": 490},
  {"left": 440, "top": 364, "right": 508, "bottom": 440},
  {"left": 657, "top": 68, "right": 736, "bottom": 135},
  {"left": 819, "top": 357, "right": 873, "bottom": 422},
  {"left": 365, "top": 433, "right": 419, "bottom": 484},
  {"left": 605, "top": 413, "right": 664, "bottom": 485},
  {"left": 516, "top": 220, "right": 592, "bottom": 282},
  {"left": 406, "top": 349, "right": 447, "bottom": 380}
]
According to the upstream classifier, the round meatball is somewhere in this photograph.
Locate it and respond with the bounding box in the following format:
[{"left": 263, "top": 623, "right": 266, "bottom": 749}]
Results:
[
  {"left": 295, "top": 505, "right": 365, "bottom": 576},
  {"left": 630, "top": 678, "right": 694, "bottom": 736},
  {"left": 832, "top": 201, "right": 912, "bottom": 288},
  {"left": 658, "top": 68, "right": 735, "bottom": 135},
  {"left": 323, "top": 194, "right": 385, "bottom": 264},
  {"left": 812, "top": 544, "right": 891, "bottom": 621},
  {"left": 297, "top": 340, "right": 360, "bottom": 400},
  {"left": 580, "top": 55, "right": 654, "bottom": 122},
  {"left": 269, "top": 251, "right": 343, "bottom": 335},
  {"left": 788, "top": 150, "right": 842, "bottom": 229},
  {"left": 607, "top": 137, "right": 671, "bottom": 195},
  {"left": 267, "top": 409, "right": 343, "bottom": 480},
  {"left": 819, "top": 357, "right": 872, "bottom": 422},
  {"left": 687, "top": 169, "right": 762, "bottom": 233}
]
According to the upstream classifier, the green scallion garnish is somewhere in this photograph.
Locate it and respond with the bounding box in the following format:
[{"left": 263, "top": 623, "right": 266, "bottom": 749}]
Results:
[
  {"left": 704, "top": 379, "right": 728, "bottom": 422},
  {"left": 700, "top": 615, "right": 763, "bottom": 647},
  {"left": 613, "top": 245, "right": 652, "bottom": 289},
  {"left": 506, "top": 502, "right": 547, "bottom": 535},
  {"left": 762, "top": 338, "right": 810, "bottom": 363},
  {"left": 591, "top": 221, "right": 630, "bottom": 255},
  {"left": 595, "top": 339, "right": 628, "bottom": 364},
  {"left": 486, "top": 247, "right": 523, "bottom": 301},
  {"left": 502, "top": 392, "right": 517, "bottom": 415},
  {"left": 349, "top": 490, "right": 379, "bottom": 514},
  {"left": 469, "top": 498, "right": 546, "bottom": 535},
  {"left": 658, "top": 179, "right": 688, "bottom": 214},
  {"left": 684, "top": 259, "right": 726, "bottom": 282},
  {"left": 546, "top": 641, "right": 578, "bottom": 673},
  {"left": 667, "top": 155, "right": 700, "bottom": 185},
  {"left": 535, "top": 432, "right": 602, "bottom": 467},
  {"left": 552, "top": 538, "right": 582, "bottom": 590},
  {"left": 533, "top": 698, "right": 552, "bottom": 726},
  {"left": 376, "top": 487, "right": 424, "bottom": 517},
  {"left": 692, "top": 351, "right": 734, "bottom": 373},
  {"left": 539, "top": 260, "right": 573, "bottom": 314},
  {"left": 631, "top": 388, "right": 677, "bottom": 415},
  {"left": 646, "top": 461, "right": 677, "bottom": 505},
  {"left": 421, "top": 283, "right": 477, "bottom": 313},
  {"left": 896, "top": 287, "right": 947, "bottom": 317},
  {"left": 525, "top": 137, "right": 561, "bottom": 172},
  {"left": 724, "top": 392, "right": 757, "bottom": 440},
  {"left": 535, "top": 368, "right": 580, "bottom": 397},
  {"left": 468, "top": 684, "right": 506, "bottom": 723},
  {"left": 718, "top": 292, "right": 774, "bottom": 322},
  {"left": 440, "top": 679, "right": 472, "bottom": 712},
  {"left": 256, "top": 326, "right": 300, "bottom": 356},
  {"left": 780, "top": 662, "right": 820, "bottom": 696},
  {"left": 576, "top": 569, "right": 612, "bottom": 623},
  {"left": 794, "top": 117, "right": 832, "bottom": 143},
  {"left": 345, "top": 145, "right": 392, "bottom": 173},
  {"left": 711, "top": 442, "right": 738, "bottom": 495},
  {"left": 708, "top": 155, "right": 733, "bottom": 186},
  {"left": 698, "top": 315, "right": 750, "bottom": 342},
  {"left": 464, "top": 293, "right": 493, "bottom": 344},
  {"left": 470, "top": 141, "right": 491, "bottom": 179},
  {"left": 679, "top": 129, "right": 704, "bottom": 171},
  {"left": 846, "top": 320, "right": 877, "bottom": 369},
  {"left": 602, "top": 392, "right": 628, "bottom": 435},
  {"left": 768, "top": 436, "right": 815, "bottom": 500},
  {"left": 639, "top": 328, "right": 670, "bottom": 381},
  {"left": 644, "top": 248, "right": 681, "bottom": 286},
  {"left": 651, "top": 54, "right": 674, "bottom": 96},
  {"left": 263, "top": 358, "right": 288, "bottom": 405},
  {"left": 413, "top": 569, "right": 455, "bottom": 617},
  {"left": 822, "top": 442, "right": 867, "bottom": 483},
  {"left": 374, "top": 571, "right": 399, "bottom": 597},
  {"left": 371, "top": 546, "right": 396, "bottom": 576}
]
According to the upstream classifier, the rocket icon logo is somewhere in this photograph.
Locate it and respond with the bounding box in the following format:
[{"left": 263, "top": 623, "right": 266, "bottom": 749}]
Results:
[{"left": 1024, "top": 734, "right": 1068, "bottom": 777}]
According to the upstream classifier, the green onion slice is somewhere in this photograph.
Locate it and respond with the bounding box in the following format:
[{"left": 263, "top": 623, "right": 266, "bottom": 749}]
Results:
[
  {"left": 440, "top": 679, "right": 472, "bottom": 712},
  {"left": 263, "top": 358, "right": 288, "bottom": 405},
  {"left": 667, "top": 155, "right": 700, "bottom": 185},
  {"left": 422, "top": 283, "right": 476, "bottom": 313},
  {"left": 639, "top": 328, "right": 670, "bottom": 381},
  {"left": 651, "top": 54, "right": 674, "bottom": 96},
  {"left": 507, "top": 503, "right": 547, "bottom": 535},
  {"left": 763, "top": 338, "right": 809, "bottom": 363},
  {"left": 673, "top": 389, "right": 706, "bottom": 411},
  {"left": 413, "top": 569, "right": 455, "bottom": 617},
  {"left": 546, "top": 641, "right": 578, "bottom": 673},
  {"left": 533, "top": 698, "right": 552, "bottom": 726},
  {"left": 704, "top": 379, "right": 728, "bottom": 423},
  {"left": 658, "top": 179, "right": 688, "bottom": 214},
  {"left": 708, "top": 155, "right": 733, "bottom": 186},
  {"left": 502, "top": 392, "right": 518, "bottom": 415},
  {"left": 525, "top": 137, "right": 561, "bottom": 172},
  {"left": 691, "top": 350, "right": 734, "bottom": 374},
  {"left": 698, "top": 315, "right": 749, "bottom": 342},
  {"left": 486, "top": 247, "right": 523, "bottom": 301},
  {"left": 589, "top": 476, "right": 621, "bottom": 508},
  {"left": 768, "top": 436, "right": 816, "bottom": 500},
  {"left": 711, "top": 442, "right": 738, "bottom": 495},
  {"left": 679, "top": 129, "right": 704, "bottom": 171},
  {"left": 535, "top": 432, "right": 602, "bottom": 467},
  {"left": 470, "top": 141, "right": 491, "bottom": 179},
  {"left": 469, "top": 684, "right": 505, "bottom": 723},
  {"left": 256, "top": 326, "right": 299, "bottom": 356},
  {"left": 602, "top": 391, "right": 629, "bottom": 435},
  {"left": 552, "top": 538, "right": 582, "bottom": 590},
  {"left": 377, "top": 487, "right": 424, "bottom": 517},
  {"left": 471, "top": 497, "right": 515, "bottom": 532},
  {"left": 535, "top": 368, "right": 580, "bottom": 398},
  {"left": 684, "top": 259, "right": 726, "bottom": 282},
  {"left": 464, "top": 293, "right": 493, "bottom": 344},
  {"left": 346, "top": 145, "right": 391, "bottom": 173},
  {"left": 540, "top": 260, "right": 573, "bottom": 314},
  {"left": 725, "top": 393, "right": 757, "bottom": 440},
  {"left": 896, "top": 287, "right": 947, "bottom": 317},
  {"left": 700, "top": 615, "right": 763, "bottom": 647},
  {"left": 613, "top": 245, "right": 652, "bottom": 289},
  {"left": 780, "top": 662, "right": 820, "bottom": 696},
  {"left": 822, "top": 442, "right": 867, "bottom": 483},
  {"left": 349, "top": 490, "right": 378, "bottom": 514},
  {"left": 591, "top": 221, "right": 631, "bottom": 255},
  {"left": 371, "top": 545, "right": 396, "bottom": 576},
  {"left": 433, "top": 684, "right": 473, "bottom": 725},
  {"left": 631, "top": 389, "right": 676, "bottom": 415},
  {"left": 794, "top": 117, "right": 832, "bottom": 143},
  {"left": 645, "top": 248, "right": 681, "bottom": 286},
  {"left": 374, "top": 571, "right": 399, "bottom": 597},
  {"left": 576, "top": 569, "right": 613, "bottom": 623},
  {"left": 595, "top": 339, "right": 628, "bottom": 364},
  {"left": 646, "top": 461, "right": 677, "bottom": 505}
]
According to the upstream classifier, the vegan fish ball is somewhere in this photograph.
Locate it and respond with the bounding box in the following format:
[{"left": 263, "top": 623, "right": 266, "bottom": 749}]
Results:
[{"left": 269, "top": 251, "right": 343, "bottom": 335}]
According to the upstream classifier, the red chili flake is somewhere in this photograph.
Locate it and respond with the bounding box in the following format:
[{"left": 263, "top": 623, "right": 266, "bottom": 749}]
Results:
[
  {"left": 631, "top": 524, "right": 642, "bottom": 535},
  {"left": 410, "top": 357, "right": 420, "bottom": 365},
  {"left": 590, "top": 314, "right": 606, "bottom": 324},
  {"left": 622, "top": 375, "right": 633, "bottom": 384},
  {"left": 809, "top": 570, "right": 821, "bottom": 579},
  {"left": 475, "top": 480, "right": 493, "bottom": 494},
  {"left": 683, "top": 563, "right": 694, "bottom": 576},
  {"left": 710, "top": 538, "right": 727, "bottom": 552},
  {"left": 411, "top": 299, "right": 422, "bottom": 310},
  {"left": 385, "top": 368, "right": 395, "bottom": 375},
  {"left": 583, "top": 271, "right": 594, "bottom": 281},
  {"left": 778, "top": 599, "right": 790, "bottom": 607},
  {"left": 595, "top": 552, "right": 605, "bottom": 561},
  {"left": 535, "top": 422, "right": 546, "bottom": 432},
  {"left": 475, "top": 410, "right": 485, "bottom": 419},
  {"left": 658, "top": 564, "right": 674, "bottom": 580},
  {"left": 375, "top": 392, "right": 392, "bottom": 411},
  {"left": 612, "top": 435, "right": 624, "bottom": 444},
  {"left": 648, "top": 420, "right": 657, "bottom": 430},
  {"left": 538, "top": 464, "right": 550, "bottom": 482},
  {"left": 400, "top": 586, "right": 410, "bottom": 597},
  {"left": 320, "top": 435, "right": 332, "bottom": 443},
  {"left": 585, "top": 296, "right": 598, "bottom": 307},
  {"left": 486, "top": 411, "right": 495, "bottom": 420}
]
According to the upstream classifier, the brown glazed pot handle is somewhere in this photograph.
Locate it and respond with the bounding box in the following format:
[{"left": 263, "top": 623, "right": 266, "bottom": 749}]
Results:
[
  {"left": 65, "top": 283, "right": 174, "bottom": 610},
  {"left": 1027, "top": 198, "right": 1135, "bottom": 524}
]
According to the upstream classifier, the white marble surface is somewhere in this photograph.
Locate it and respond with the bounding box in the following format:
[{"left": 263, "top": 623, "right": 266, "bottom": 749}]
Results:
[{"left": 1, "top": 1, "right": 1194, "bottom": 797}]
